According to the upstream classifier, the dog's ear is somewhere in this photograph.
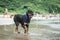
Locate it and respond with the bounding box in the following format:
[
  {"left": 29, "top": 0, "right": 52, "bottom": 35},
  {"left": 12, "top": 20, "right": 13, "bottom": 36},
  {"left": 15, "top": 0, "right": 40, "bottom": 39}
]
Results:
[
  {"left": 26, "top": 10, "right": 34, "bottom": 16},
  {"left": 23, "top": 6, "right": 28, "bottom": 9}
]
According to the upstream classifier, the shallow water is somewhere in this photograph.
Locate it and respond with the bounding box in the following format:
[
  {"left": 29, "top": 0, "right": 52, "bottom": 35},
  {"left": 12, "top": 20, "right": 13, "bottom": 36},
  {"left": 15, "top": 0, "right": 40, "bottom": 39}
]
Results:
[
  {"left": 0, "top": 17, "right": 60, "bottom": 40},
  {"left": 31, "top": 19, "right": 60, "bottom": 28},
  {"left": 0, "top": 25, "right": 60, "bottom": 40}
]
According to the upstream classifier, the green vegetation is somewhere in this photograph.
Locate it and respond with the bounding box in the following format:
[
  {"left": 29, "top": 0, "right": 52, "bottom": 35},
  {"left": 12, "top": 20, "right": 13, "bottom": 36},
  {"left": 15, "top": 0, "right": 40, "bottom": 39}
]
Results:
[{"left": 0, "top": 0, "right": 60, "bottom": 14}]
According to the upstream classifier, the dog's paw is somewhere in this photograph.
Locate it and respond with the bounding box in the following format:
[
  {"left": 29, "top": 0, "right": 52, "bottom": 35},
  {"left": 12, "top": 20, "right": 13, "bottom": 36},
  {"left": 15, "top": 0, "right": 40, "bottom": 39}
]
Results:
[
  {"left": 24, "top": 33, "right": 29, "bottom": 36},
  {"left": 18, "top": 32, "right": 20, "bottom": 34}
]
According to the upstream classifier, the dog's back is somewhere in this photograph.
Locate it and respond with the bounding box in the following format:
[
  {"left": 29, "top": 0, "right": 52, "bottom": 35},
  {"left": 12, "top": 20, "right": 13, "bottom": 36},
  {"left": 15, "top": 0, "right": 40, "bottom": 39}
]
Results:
[
  {"left": 14, "top": 14, "right": 30, "bottom": 25},
  {"left": 14, "top": 14, "right": 23, "bottom": 23}
]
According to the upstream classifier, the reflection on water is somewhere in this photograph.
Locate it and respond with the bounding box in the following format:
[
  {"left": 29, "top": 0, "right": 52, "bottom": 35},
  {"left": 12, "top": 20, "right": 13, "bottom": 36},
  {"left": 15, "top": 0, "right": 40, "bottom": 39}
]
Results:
[
  {"left": 24, "top": 35, "right": 29, "bottom": 40},
  {"left": 14, "top": 34, "right": 29, "bottom": 40},
  {"left": 14, "top": 34, "right": 21, "bottom": 40}
]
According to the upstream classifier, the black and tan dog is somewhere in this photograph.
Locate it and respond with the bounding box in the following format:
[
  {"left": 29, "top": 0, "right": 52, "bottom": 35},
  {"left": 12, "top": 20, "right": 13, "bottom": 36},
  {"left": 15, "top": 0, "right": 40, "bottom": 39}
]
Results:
[{"left": 14, "top": 10, "right": 34, "bottom": 34}]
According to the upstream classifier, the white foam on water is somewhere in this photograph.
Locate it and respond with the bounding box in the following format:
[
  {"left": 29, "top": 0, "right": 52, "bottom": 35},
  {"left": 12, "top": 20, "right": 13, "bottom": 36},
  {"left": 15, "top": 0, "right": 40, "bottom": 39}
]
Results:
[
  {"left": 40, "top": 29, "right": 60, "bottom": 34},
  {"left": 0, "top": 17, "right": 14, "bottom": 25},
  {"left": 29, "top": 32, "right": 42, "bottom": 36},
  {"left": 48, "top": 24, "right": 60, "bottom": 28}
]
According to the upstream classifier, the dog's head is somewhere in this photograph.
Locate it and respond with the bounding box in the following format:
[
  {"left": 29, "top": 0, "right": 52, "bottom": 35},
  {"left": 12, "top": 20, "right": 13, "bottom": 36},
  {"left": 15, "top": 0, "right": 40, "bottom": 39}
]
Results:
[{"left": 26, "top": 10, "right": 34, "bottom": 19}]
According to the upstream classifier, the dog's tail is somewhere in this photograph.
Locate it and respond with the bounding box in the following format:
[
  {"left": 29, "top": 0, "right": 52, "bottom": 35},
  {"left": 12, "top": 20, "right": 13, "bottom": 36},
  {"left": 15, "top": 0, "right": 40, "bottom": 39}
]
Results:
[{"left": 10, "top": 14, "right": 14, "bottom": 18}]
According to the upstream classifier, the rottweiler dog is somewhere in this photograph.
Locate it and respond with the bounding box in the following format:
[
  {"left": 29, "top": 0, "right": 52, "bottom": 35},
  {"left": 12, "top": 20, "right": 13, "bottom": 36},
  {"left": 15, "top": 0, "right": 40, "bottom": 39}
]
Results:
[{"left": 14, "top": 10, "right": 34, "bottom": 34}]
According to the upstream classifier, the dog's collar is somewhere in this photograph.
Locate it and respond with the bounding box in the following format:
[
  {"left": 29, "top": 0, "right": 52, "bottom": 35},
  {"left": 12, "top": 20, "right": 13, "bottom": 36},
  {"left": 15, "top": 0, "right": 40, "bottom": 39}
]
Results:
[{"left": 25, "top": 15, "right": 29, "bottom": 20}]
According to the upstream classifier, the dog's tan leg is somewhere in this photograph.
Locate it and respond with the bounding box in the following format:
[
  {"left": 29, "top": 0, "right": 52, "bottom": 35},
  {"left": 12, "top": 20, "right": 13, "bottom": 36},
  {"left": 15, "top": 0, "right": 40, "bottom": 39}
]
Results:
[
  {"left": 24, "top": 26, "right": 28, "bottom": 34},
  {"left": 15, "top": 22, "right": 20, "bottom": 33}
]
